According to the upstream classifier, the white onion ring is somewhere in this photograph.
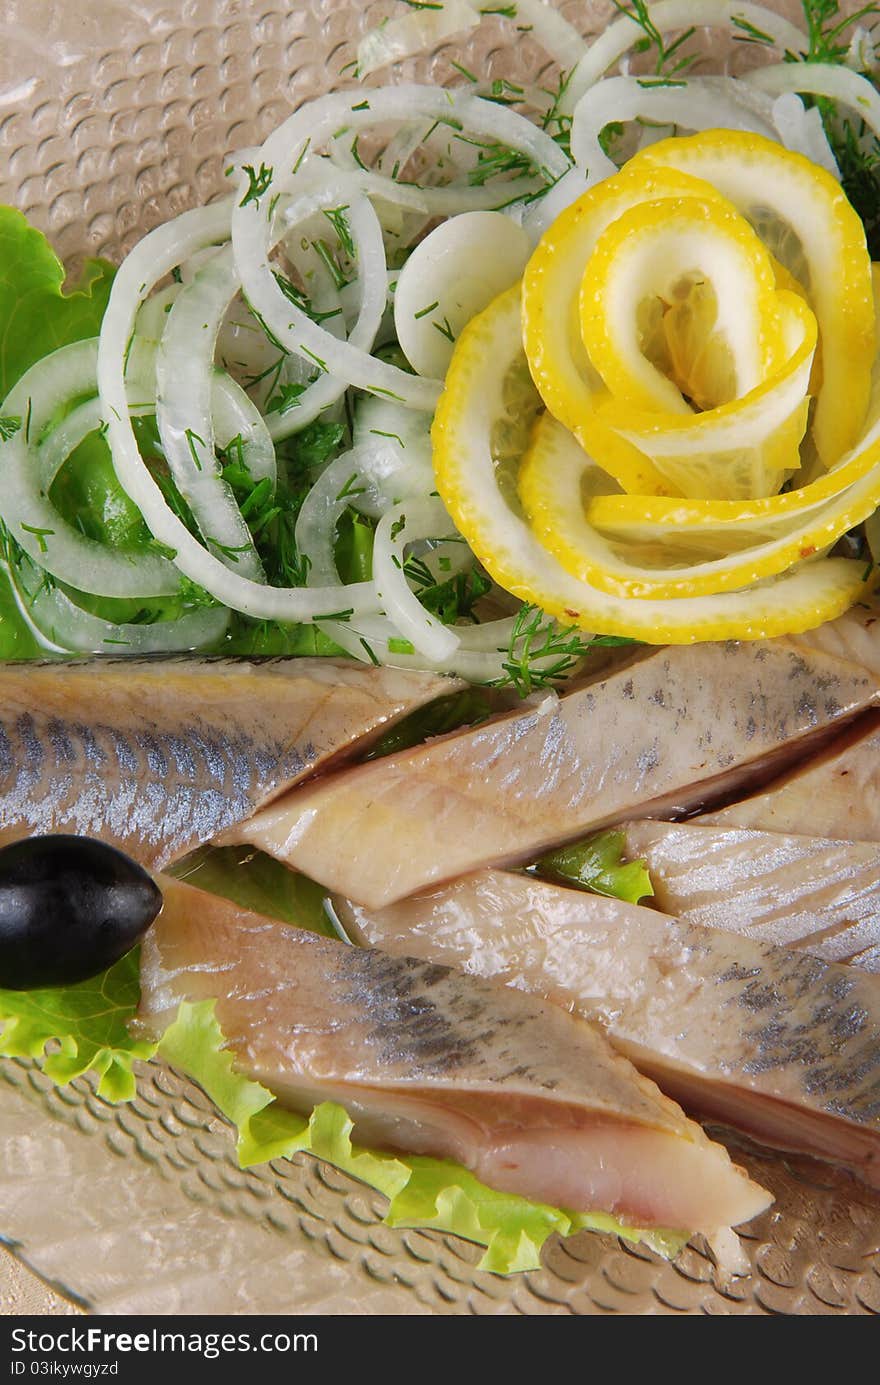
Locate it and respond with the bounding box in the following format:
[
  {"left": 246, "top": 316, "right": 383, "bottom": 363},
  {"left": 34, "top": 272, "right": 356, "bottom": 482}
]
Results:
[
  {"left": 373, "top": 499, "right": 461, "bottom": 661},
  {"left": 15, "top": 571, "right": 230, "bottom": 654},
  {"left": 357, "top": 0, "right": 480, "bottom": 78},
  {"left": 294, "top": 449, "right": 385, "bottom": 588},
  {"left": 747, "top": 61, "right": 880, "bottom": 144},
  {"left": 97, "top": 203, "right": 379, "bottom": 621},
  {"left": 0, "top": 341, "right": 178, "bottom": 598},
  {"left": 156, "top": 245, "right": 265, "bottom": 582},
  {"left": 561, "top": 1, "right": 809, "bottom": 115},
  {"left": 230, "top": 85, "right": 569, "bottom": 415},
  {"left": 570, "top": 74, "right": 778, "bottom": 184}
]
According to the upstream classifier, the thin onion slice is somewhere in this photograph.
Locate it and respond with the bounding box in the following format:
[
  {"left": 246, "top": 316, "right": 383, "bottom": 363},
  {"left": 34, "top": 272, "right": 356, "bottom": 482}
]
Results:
[
  {"left": 230, "top": 84, "right": 569, "bottom": 415},
  {"left": 570, "top": 75, "right": 778, "bottom": 185},
  {"left": 97, "top": 203, "right": 379, "bottom": 621},
  {"left": 10, "top": 560, "right": 230, "bottom": 654},
  {"left": 357, "top": 1, "right": 479, "bottom": 78},
  {"left": 561, "top": 1, "right": 809, "bottom": 115},
  {"left": 0, "top": 341, "right": 178, "bottom": 598},
  {"left": 156, "top": 245, "right": 265, "bottom": 582},
  {"left": 747, "top": 61, "right": 880, "bottom": 145},
  {"left": 373, "top": 499, "right": 461, "bottom": 661}
]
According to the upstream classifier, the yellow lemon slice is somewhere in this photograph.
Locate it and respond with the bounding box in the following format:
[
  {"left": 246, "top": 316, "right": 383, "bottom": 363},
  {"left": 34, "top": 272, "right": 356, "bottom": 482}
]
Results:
[
  {"left": 595, "top": 289, "right": 817, "bottom": 501},
  {"left": 579, "top": 195, "right": 786, "bottom": 416},
  {"left": 588, "top": 265, "right": 880, "bottom": 541},
  {"left": 432, "top": 285, "right": 869, "bottom": 640},
  {"left": 630, "top": 129, "right": 875, "bottom": 466},
  {"left": 522, "top": 164, "right": 736, "bottom": 494},
  {"left": 519, "top": 410, "right": 879, "bottom": 600}
]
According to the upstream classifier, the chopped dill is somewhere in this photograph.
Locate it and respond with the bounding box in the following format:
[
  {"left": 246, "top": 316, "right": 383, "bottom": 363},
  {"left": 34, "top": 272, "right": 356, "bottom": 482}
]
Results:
[
  {"left": 239, "top": 162, "right": 273, "bottom": 208},
  {"left": 492, "top": 604, "right": 637, "bottom": 696},
  {"left": 312, "top": 237, "right": 350, "bottom": 290},
  {"left": 335, "top": 472, "right": 367, "bottom": 502},
  {"left": 432, "top": 316, "right": 456, "bottom": 343},
  {"left": 731, "top": 16, "right": 775, "bottom": 45},
  {"left": 322, "top": 204, "right": 355, "bottom": 257},
  {"left": 20, "top": 522, "right": 55, "bottom": 554},
  {"left": 274, "top": 271, "right": 342, "bottom": 326},
  {"left": 184, "top": 427, "right": 206, "bottom": 472}
]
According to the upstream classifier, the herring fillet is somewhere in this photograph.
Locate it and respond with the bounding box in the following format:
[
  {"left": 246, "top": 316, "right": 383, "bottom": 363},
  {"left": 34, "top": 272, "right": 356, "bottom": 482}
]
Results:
[
  {"left": 0, "top": 657, "right": 457, "bottom": 868},
  {"left": 618, "top": 819, "right": 880, "bottom": 971},
  {"left": 137, "top": 875, "right": 771, "bottom": 1235},
  {"left": 698, "top": 714, "right": 880, "bottom": 844},
  {"left": 227, "top": 640, "right": 880, "bottom": 908},
  {"left": 336, "top": 870, "right": 880, "bottom": 1186}
]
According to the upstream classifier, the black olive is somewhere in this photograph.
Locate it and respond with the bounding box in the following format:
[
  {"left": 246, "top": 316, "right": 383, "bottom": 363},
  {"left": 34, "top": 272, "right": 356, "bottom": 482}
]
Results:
[{"left": 0, "top": 835, "right": 162, "bottom": 990}]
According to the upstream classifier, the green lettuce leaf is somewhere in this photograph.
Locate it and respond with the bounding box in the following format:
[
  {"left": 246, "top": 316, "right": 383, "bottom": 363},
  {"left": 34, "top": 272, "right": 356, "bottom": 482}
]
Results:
[
  {"left": 0, "top": 564, "right": 41, "bottom": 659},
  {"left": 535, "top": 829, "right": 654, "bottom": 904},
  {"left": 0, "top": 205, "right": 115, "bottom": 397},
  {"left": 156, "top": 997, "right": 681, "bottom": 1274},
  {"left": 169, "top": 845, "right": 341, "bottom": 939},
  {"left": 0, "top": 949, "right": 157, "bottom": 1102}
]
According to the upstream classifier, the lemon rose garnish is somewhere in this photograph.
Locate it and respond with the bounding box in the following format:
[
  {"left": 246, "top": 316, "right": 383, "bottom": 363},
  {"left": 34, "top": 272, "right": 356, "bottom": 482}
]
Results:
[{"left": 433, "top": 130, "right": 880, "bottom": 642}]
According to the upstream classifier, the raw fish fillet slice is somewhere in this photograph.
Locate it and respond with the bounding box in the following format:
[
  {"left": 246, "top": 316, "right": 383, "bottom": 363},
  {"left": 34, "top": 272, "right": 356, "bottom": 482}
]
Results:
[
  {"left": 336, "top": 870, "right": 880, "bottom": 1185},
  {"left": 793, "top": 601, "right": 880, "bottom": 677},
  {"left": 228, "top": 640, "right": 880, "bottom": 907},
  {"left": 700, "top": 713, "right": 880, "bottom": 842},
  {"left": 617, "top": 819, "right": 880, "bottom": 970},
  {"left": 137, "top": 876, "right": 771, "bottom": 1235},
  {"left": 0, "top": 657, "right": 456, "bottom": 868}
]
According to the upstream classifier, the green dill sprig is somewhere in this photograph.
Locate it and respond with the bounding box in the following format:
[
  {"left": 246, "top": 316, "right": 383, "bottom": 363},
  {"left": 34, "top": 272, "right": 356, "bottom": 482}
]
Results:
[
  {"left": 19, "top": 522, "right": 55, "bottom": 554},
  {"left": 322, "top": 204, "right": 355, "bottom": 257},
  {"left": 610, "top": 0, "right": 698, "bottom": 78},
  {"left": 312, "top": 237, "right": 350, "bottom": 290},
  {"left": 492, "top": 604, "right": 637, "bottom": 697},
  {"left": 0, "top": 416, "right": 21, "bottom": 442},
  {"left": 273, "top": 271, "right": 342, "bottom": 326},
  {"left": 799, "top": 0, "right": 879, "bottom": 63},
  {"left": 239, "top": 162, "right": 274, "bottom": 208},
  {"left": 402, "top": 552, "right": 491, "bottom": 626},
  {"left": 792, "top": 3, "right": 880, "bottom": 254}
]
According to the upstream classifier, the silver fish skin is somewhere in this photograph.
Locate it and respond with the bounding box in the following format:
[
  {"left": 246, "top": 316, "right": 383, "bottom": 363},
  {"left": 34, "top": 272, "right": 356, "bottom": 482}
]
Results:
[
  {"left": 228, "top": 640, "right": 880, "bottom": 908},
  {"left": 336, "top": 869, "right": 880, "bottom": 1186},
  {"left": 700, "top": 713, "right": 880, "bottom": 843},
  {"left": 0, "top": 657, "right": 456, "bottom": 868},
  {"left": 618, "top": 819, "right": 880, "bottom": 972},
  {"left": 137, "top": 876, "right": 771, "bottom": 1234}
]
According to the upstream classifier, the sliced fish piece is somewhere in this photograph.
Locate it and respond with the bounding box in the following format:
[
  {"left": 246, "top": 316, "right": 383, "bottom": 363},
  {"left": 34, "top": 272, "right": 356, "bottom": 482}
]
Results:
[
  {"left": 617, "top": 819, "right": 880, "bottom": 971},
  {"left": 336, "top": 869, "right": 880, "bottom": 1186},
  {"left": 793, "top": 601, "right": 880, "bottom": 677},
  {"left": 228, "top": 640, "right": 880, "bottom": 907},
  {"left": 700, "top": 713, "right": 880, "bottom": 842},
  {"left": 0, "top": 657, "right": 456, "bottom": 868},
  {"left": 138, "top": 875, "right": 772, "bottom": 1235}
]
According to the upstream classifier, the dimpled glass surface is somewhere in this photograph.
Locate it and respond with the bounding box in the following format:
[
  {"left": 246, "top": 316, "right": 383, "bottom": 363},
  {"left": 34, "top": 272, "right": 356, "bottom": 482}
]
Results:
[{"left": 0, "top": 0, "right": 878, "bottom": 1316}]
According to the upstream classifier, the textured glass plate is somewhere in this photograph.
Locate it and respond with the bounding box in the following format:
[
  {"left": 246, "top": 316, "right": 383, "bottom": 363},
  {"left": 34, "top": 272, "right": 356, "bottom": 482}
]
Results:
[{"left": 0, "top": 0, "right": 879, "bottom": 1316}]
